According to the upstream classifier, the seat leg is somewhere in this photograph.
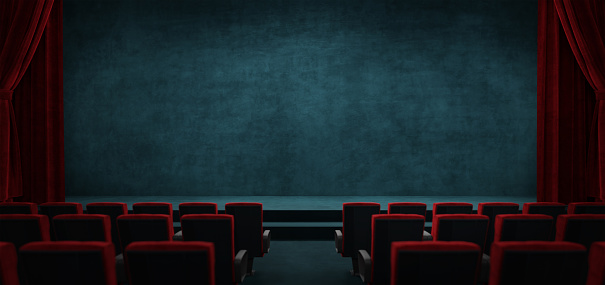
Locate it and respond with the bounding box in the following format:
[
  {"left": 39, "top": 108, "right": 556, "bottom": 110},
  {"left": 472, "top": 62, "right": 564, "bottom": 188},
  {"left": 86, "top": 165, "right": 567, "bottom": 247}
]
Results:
[
  {"left": 350, "top": 256, "right": 359, "bottom": 276},
  {"left": 247, "top": 257, "right": 255, "bottom": 276}
]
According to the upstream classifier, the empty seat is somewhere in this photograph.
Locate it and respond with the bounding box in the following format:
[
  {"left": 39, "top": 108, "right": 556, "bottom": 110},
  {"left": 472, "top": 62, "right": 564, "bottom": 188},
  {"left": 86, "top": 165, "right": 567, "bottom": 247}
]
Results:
[
  {"left": 132, "top": 202, "right": 173, "bottom": 220},
  {"left": 334, "top": 202, "right": 381, "bottom": 275},
  {"left": 555, "top": 214, "right": 605, "bottom": 249},
  {"left": 0, "top": 242, "right": 18, "bottom": 285},
  {"left": 86, "top": 202, "right": 128, "bottom": 254},
  {"left": 390, "top": 241, "right": 481, "bottom": 285},
  {"left": 180, "top": 214, "right": 248, "bottom": 284},
  {"left": 387, "top": 203, "right": 426, "bottom": 216},
  {"left": 431, "top": 214, "right": 490, "bottom": 284},
  {"left": 357, "top": 214, "right": 425, "bottom": 285},
  {"left": 388, "top": 202, "right": 431, "bottom": 241},
  {"left": 489, "top": 241, "right": 587, "bottom": 285},
  {"left": 125, "top": 241, "right": 215, "bottom": 285},
  {"left": 0, "top": 214, "right": 50, "bottom": 249},
  {"left": 53, "top": 214, "right": 111, "bottom": 242},
  {"left": 567, "top": 202, "right": 605, "bottom": 214},
  {"left": 587, "top": 242, "right": 605, "bottom": 285},
  {"left": 0, "top": 202, "right": 38, "bottom": 214},
  {"left": 20, "top": 241, "right": 116, "bottom": 285},
  {"left": 225, "top": 202, "right": 270, "bottom": 275},
  {"left": 116, "top": 214, "right": 174, "bottom": 283},
  {"left": 116, "top": 214, "right": 174, "bottom": 253},
  {"left": 39, "top": 202, "right": 83, "bottom": 241},
  {"left": 494, "top": 214, "right": 553, "bottom": 242},
  {"left": 477, "top": 202, "right": 519, "bottom": 254},
  {"left": 432, "top": 202, "right": 473, "bottom": 222},
  {"left": 179, "top": 202, "right": 218, "bottom": 217},
  {"left": 522, "top": 202, "right": 565, "bottom": 240}
]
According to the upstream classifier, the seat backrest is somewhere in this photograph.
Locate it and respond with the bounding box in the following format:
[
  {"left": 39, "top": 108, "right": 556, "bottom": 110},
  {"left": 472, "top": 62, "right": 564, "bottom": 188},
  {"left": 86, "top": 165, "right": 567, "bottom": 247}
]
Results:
[
  {"left": 53, "top": 214, "right": 111, "bottom": 242},
  {"left": 489, "top": 241, "right": 587, "bottom": 285},
  {"left": 179, "top": 202, "right": 218, "bottom": 217},
  {"left": 587, "top": 242, "right": 605, "bottom": 285},
  {"left": 341, "top": 202, "right": 380, "bottom": 257},
  {"left": 522, "top": 202, "right": 566, "bottom": 218},
  {"left": 555, "top": 214, "right": 605, "bottom": 249},
  {"left": 432, "top": 214, "right": 489, "bottom": 251},
  {"left": 39, "top": 202, "right": 83, "bottom": 241},
  {"left": 20, "top": 241, "right": 116, "bottom": 285},
  {"left": 0, "top": 202, "right": 38, "bottom": 214},
  {"left": 494, "top": 214, "right": 553, "bottom": 242},
  {"left": 391, "top": 241, "right": 481, "bottom": 285},
  {"left": 567, "top": 202, "right": 605, "bottom": 214},
  {"left": 432, "top": 202, "right": 473, "bottom": 222},
  {"left": 0, "top": 242, "right": 18, "bottom": 285},
  {"left": 86, "top": 202, "right": 128, "bottom": 254},
  {"left": 180, "top": 214, "right": 235, "bottom": 285},
  {"left": 225, "top": 202, "right": 264, "bottom": 257},
  {"left": 125, "top": 241, "right": 215, "bottom": 285},
  {"left": 132, "top": 202, "right": 173, "bottom": 221},
  {"left": 477, "top": 203, "right": 519, "bottom": 254},
  {"left": 0, "top": 214, "right": 50, "bottom": 248},
  {"left": 387, "top": 202, "right": 426, "bottom": 216},
  {"left": 371, "top": 214, "right": 425, "bottom": 285},
  {"left": 116, "top": 214, "right": 173, "bottom": 253}
]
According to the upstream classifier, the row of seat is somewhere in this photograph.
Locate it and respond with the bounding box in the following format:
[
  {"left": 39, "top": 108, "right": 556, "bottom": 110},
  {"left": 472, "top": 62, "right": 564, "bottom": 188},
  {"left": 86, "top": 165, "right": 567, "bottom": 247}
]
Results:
[
  {"left": 335, "top": 202, "right": 605, "bottom": 284},
  {"left": 0, "top": 202, "right": 270, "bottom": 285},
  {"left": 1, "top": 240, "right": 604, "bottom": 285}
]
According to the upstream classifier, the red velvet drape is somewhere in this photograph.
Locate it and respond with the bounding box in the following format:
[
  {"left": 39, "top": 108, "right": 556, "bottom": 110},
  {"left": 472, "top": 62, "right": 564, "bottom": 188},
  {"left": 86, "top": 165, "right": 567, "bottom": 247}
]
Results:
[
  {"left": 0, "top": 0, "right": 63, "bottom": 203},
  {"left": 538, "top": 0, "right": 604, "bottom": 203}
]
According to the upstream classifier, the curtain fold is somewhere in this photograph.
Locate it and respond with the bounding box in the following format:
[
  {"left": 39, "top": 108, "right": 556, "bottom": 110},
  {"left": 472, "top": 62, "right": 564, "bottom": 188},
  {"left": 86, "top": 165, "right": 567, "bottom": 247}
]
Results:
[
  {"left": 554, "top": 0, "right": 605, "bottom": 201},
  {"left": 0, "top": 0, "right": 55, "bottom": 202}
]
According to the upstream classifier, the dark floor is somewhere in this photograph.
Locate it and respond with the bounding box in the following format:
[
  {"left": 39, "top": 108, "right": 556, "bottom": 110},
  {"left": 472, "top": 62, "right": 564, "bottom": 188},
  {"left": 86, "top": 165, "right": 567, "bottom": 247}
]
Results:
[{"left": 244, "top": 241, "right": 364, "bottom": 285}]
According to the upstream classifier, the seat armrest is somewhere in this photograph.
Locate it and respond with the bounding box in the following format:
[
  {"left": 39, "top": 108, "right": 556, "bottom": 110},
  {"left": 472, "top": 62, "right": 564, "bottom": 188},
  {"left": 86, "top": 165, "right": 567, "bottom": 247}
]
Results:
[
  {"left": 263, "top": 230, "right": 271, "bottom": 253},
  {"left": 115, "top": 253, "right": 126, "bottom": 284},
  {"left": 357, "top": 249, "right": 372, "bottom": 283},
  {"left": 173, "top": 230, "right": 183, "bottom": 241},
  {"left": 335, "top": 230, "right": 343, "bottom": 253},
  {"left": 234, "top": 249, "right": 249, "bottom": 283}
]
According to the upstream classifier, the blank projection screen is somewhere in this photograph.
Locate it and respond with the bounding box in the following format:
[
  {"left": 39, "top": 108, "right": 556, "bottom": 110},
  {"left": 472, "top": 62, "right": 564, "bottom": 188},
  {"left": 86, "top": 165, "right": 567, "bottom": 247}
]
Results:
[{"left": 63, "top": 0, "right": 537, "bottom": 196}]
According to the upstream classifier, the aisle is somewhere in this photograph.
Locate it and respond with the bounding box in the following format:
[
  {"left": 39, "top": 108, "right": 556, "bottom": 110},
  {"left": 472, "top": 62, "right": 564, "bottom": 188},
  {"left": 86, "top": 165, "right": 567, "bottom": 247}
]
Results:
[{"left": 243, "top": 241, "right": 364, "bottom": 285}]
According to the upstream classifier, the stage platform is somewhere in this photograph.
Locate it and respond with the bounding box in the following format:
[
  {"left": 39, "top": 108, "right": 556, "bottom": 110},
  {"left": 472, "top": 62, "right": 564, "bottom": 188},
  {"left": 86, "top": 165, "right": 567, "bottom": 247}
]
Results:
[{"left": 67, "top": 195, "right": 535, "bottom": 240}]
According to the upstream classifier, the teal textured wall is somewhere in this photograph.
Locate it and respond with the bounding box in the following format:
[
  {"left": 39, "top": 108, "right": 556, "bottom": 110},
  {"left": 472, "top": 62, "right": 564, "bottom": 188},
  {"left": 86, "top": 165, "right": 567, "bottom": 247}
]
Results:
[{"left": 64, "top": 0, "right": 537, "bottom": 196}]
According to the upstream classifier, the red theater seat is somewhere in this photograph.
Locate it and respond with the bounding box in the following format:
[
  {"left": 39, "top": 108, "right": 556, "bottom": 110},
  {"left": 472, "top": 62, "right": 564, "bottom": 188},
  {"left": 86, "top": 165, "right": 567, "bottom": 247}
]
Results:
[
  {"left": 390, "top": 241, "right": 481, "bottom": 285},
  {"left": 432, "top": 202, "right": 473, "bottom": 222},
  {"left": 0, "top": 242, "right": 18, "bottom": 285},
  {"left": 53, "top": 214, "right": 112, "bottom": 242},
  {"left": 567, "top": 202, "right": 605, "bottom": 214},
  {"left": 587, "top": 242, "right": 605, "bottom": 285},
  {"left": 0, "top": 202, "right": 38, "bottom": 214},
  {"left": 125, "top": 241, "right": 215, "bottom": 285},
  {"left": 132, "top": 202, "right": 173, "bottom": 221},
  {"left": 522, "top": 202, "right": 565, "bottom": 240},
  {"left": 225, "top": 202, "right": 270, "bottom": 275},
  {"left": 180, "top": 214, "right": 248, "bottom": 284},
  {"left": 20, "top": 241, "right": 116, "bottom": 285},
  {"left": 387, "top": 203, "right": 431, "bottom": 241},
  {"left": 39, "top": 202, "right": 83, "bottom": 241},
  {"left": 0, "top": 214, "right": 50, "bottom": 249},
  {"left": 179, "top": 202, "right": 218, "bottom": 216},
  {"left": 431, "top": 214, "right": 490, "bottom": 283},
  {"left": 86, "top": 202, "right": 128, "bottom": 254},
  {"left": 489, "top": 241, "right": 587, "bottom": 285},
  {"left": 116, "top": 214, "right": 174, "bottom": 283},
  {"left": 335, "top": 202, "right": 381, "bottom": 276},
  {"left": 494, "top": 214, "right": 553, "bottom": 242},
  {"left": 555, "top": 214, "right": 605, "bottom": 249},
  {"left": 477, "top": 202, "right": 519, "bottom": 254},
  {"left": 357, "top": 214, "right": 425, "bottom": 285}
]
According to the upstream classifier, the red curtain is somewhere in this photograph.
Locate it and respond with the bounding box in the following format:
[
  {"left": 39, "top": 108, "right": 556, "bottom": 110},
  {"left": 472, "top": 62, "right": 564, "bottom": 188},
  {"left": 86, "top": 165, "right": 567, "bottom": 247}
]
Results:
[
  {"left": 0, "top": 0, "right": 63, "bottom": 203},
  {"left": 538, "top": 0, "right": 604, "bottom": 203}
]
